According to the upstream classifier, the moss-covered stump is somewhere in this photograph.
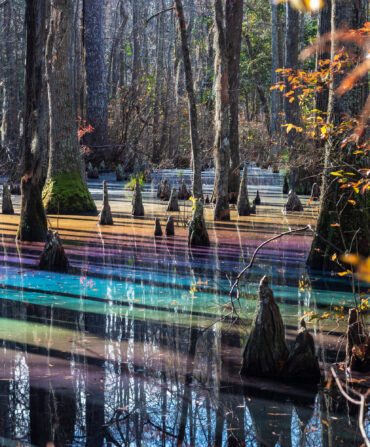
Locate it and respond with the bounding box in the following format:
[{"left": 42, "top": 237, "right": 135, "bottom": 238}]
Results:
[
  {"left": 154, "top": 217, "right": 163, "bottom": 237},
  {"left": 237, "top": 169, "right": 252, "bottom": 216},
  {"left": 39, "top": 230, "right": 69, "bottom": 272},
  {"left": 166, "top": 216, "right": 175, "bottom": 236},
  {"left": 167, "top": 188, "right": 179, "bottom": 212},
  {"left": 310, "top": 183, "right": 320, "bottom": 201},
  {"left": 240, "top": 276, "right": 288, "bottom": 378},
  {"left": 116, "top": 164, "right": 125, "bottom": 181},
  {"left": 253, "top": 191, "right": 261, "bottom": 206},
  {"left": 98, "top": 180, "right": 113, "bottom": 225},
  {"left": 157, "top": 179, "right": 171, "bottom": 201},
  {"left": 178, "top": 178, "right": 191, "bottom": 200},
  {"left": 2, "top": 182, "right": 14, "bottom": 214},
  {"left": 188, "top": 200, "right": 210, "bottom": 247},
  {"left": 42, "top": 171, "right": 96, "bottom": 214},
  {"left": 132, "top": 175, "right": 144, "bottom": 216},
  {"left": 283, "top": 318, "right": 321, "bottom": 383},
  {"left": 284, "top": 190, "right": 303, "bottom": 212}
]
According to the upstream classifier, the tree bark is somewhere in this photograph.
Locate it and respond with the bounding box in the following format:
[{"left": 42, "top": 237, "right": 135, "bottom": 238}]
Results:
[
  {"left": 83, "top": 0, "right": 109, "bottom": 155},
  {"left": 226, "top": 0, "right": 243, "bottom": 201},
  {"left": 17, "top": 0, "right": 48, "bottom": 242},
  {"left": 43, "top": 0, "right": 96, "bottom": 215},
  {"left": 213, "top": 0, "right": 230, "bottom": 221},
  {"left": 174, "top": 0, "right": 203, "bottom": 198},
  {"left": 270, "top": 2, "right": 282, "bottom": 148}
]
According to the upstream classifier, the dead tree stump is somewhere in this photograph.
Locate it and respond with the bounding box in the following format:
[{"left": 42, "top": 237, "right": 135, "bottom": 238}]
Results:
[
  {"left": 241, "top": 276, "right": 289, "bottom": 378},
  {"left": 188, "top": 200, "right": 210, "bottom": 247},
  {"left": 237, "top": 168, "right": 252, "bottom": 216},
  {"left": 87, "top": 162, "right": 99, "bottom": 179},
  {"left": 154, "top": 217, "right": 163, "bottom": 237},
  {"left": 98, "top": 180, "right": 113, "bottom": 225},
  {"left": 167, "top": 188, "right": 180, "bottom": 212},
  {"left": 284, "top": 190, "right": 303, "bottom": 212},
  {"left": 166, "top": 216, "right": 175, "bottom": 236},
  {"left": 284, "top": 318, "right": 321, "bottom": 383},
  {"left": 157, "top": 179, "right": 171, "bottom": 201},
  {"left": 39, "top": 230, "right": 69, "bottom": 272},
  {"left": 310, "top": 183, "right": 320, "bottom": 201},
  {"left": 2, "top": 183, "right": 14, "bottom": 215},
  {"left": 346, "top": 308, "right": 370, "bottom": 372},
  {"left": 132, "top": 175, "right": 144, "bottom": 216},
  {"left": 178, "top": 178, "right": 191, "bottom": 200},
  {"left": 253, "top": 191, "right": 261, "bottom": 206},
  {"left": 116, "top": 164, "right": 124, "bottom": 181},
  {"left": 283, "top": 177, "right": 289, "bottom": 194}
]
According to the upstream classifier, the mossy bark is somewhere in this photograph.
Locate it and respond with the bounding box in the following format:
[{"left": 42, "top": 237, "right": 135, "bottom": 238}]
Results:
[{"left": 43, "top": 171, "right": 96, "bottom": 215}]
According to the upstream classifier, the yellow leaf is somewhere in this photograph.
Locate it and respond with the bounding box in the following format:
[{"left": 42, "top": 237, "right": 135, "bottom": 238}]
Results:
[
  {"left": 341, "top": 254, "right": 360, "bottom": 266},
  {"left": 338, "top": 270, "right": 352, "bottom": 277},
  {"left": 286, "top": 124, "right": 294, "bottom": 134},
  {"left": 321, "top": 125, "right": 327, "bottom": 135},
  {"left": 330, "top": 171, "right": 343, "bottom": 176},
  {"left": 331, "top": 253, "right": 337, "bottom": 261},
  {"left": 330, "top": 223, "right": 340, "bottom": 227},
  {"left": 348, "top": 200, "right": 356, "bottom": 205}
]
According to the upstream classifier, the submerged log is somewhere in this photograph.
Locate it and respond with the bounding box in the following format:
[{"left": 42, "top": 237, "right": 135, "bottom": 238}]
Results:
[
  {"left": 132, "top": 175, "right": 144, "bottom": 216},
  {"left": 157, "top": 178, "right": 171, "bottom": 201},
  {"left": 284, "top": 190, "right": 303, "bottom": 212},
  {"left": 284, "top": 318, "right": 321, "bottom": 383},
  {"left": 2, "top": 182, "right": 14, "bottom": 214},
  {"left": 346, "top": 308, "right": 370, "bottom": 372},
  {"left": 237, "top": 168, "right": 252, "bottom": 216},
  {"left": 116, "top": 164, "right": 124, "bottom": 181},
  {"left": 240, "top": 276, "right": 288, "bottom": 378},
  {"left": 310, "top": 183, "right": 320, "bottom": 201},
  {"left": 154, "top": 217, "right": 163, "bottom": 237},
  {"left": 39, "top": 230, "right": 69, "bottom": 272},
  {"left": 165, "top": 216, "right": 175, "bottom": 236},
  {"left": 178, "top": 178, "right": 191, "bottom": 200},
  {"left": 253, "top": 191, "right": 261, "bottom": 206},
  {"left": 167, "top": 188, "right": 180, "bottom": 212},
  {"left": 98, "top": 180, "right": 113, "bottom": 225},
  {"left": 188, "top": 200, "right": 210, "bottom": 247}
]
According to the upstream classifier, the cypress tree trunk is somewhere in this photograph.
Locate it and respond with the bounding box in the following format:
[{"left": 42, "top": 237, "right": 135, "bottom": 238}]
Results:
[
  {"left": 17, "top": 0, "right": 48, "bottom": 242},
  {"left": 226, "top": 0, "right": 243, "bottom": 201},
  {"left": 43, "top": 0, "right": 96, "bottom": 215},
  {"left": 213, "top": 0, "right": 230, "bottom": 221},
  {"left": 308, "top": 0, "right": 369, "bottom": 270},
  {"left": 1, "top": 0, "right": 18, "bottom": 150},
  {"left": 174, "top": 0, "right": 203, "bottom": 199},
  {"left": 83, "top": 0, "right": 109, "bottom": 156},
  {"left": 270, "top": 3, "right": 282, "bottom": 152}
]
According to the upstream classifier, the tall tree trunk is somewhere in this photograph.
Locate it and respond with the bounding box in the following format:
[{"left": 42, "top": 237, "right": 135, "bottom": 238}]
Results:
[
  {"left": 226, "top": 0, "right": 243, "bottom": 202},
  {"left": 213, "top": 0, "right": 230, "bottom": 220},
  {"left": 270, "top": 2, "right": 282, "bottom": 149},
  {"left": 43, "top": 0, "right": 96, "bottom": 215},
  {"left": 1, "top": 0, "right": 18, "bottom": 150},
  {"left": 83, "top": 0, "right": 109, "bottom": 157},
  {"left": 175, "top": 0, "right": 203, "bottom": 198},
  {"left": 307, "top": 0, "right": 369, "bottom": 270},
  {"left": 17, "top": 0, "right": 48, "bottom": 242}
]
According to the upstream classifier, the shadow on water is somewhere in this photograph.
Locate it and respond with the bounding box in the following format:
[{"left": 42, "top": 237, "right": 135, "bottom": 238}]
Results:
[{"left": 0, "top": 168, "right": 367, "bottom": 446}]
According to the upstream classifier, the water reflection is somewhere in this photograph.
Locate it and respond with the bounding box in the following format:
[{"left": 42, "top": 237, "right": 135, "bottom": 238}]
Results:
[{"left": 0, "top": 168, "right": 366, "bottom": 446}]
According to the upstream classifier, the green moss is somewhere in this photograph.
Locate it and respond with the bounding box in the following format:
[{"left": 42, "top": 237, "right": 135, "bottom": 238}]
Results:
[{"left": 42, "top": 171, "right": 96, "bottom": 214}]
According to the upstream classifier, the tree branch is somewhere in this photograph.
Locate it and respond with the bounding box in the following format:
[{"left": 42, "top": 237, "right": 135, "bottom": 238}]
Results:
[{"left": 146, "top": 6, "right": 174, "bottom": 24}]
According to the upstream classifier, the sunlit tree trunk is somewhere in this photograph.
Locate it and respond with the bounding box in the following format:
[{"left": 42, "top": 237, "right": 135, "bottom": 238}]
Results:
[
  {"left": 175, "top": 0, "right": 203, "bottom": 198},
  {"left": 17, "top": 0, "right": 48, "bottom": 242},
  {"left": 226, "top": 0, "right": 243, "bottom": 202},
  {"left": 213, "top": 0, "right": 230, "bottom": 220},
  {"left": 43, "top": 0, "right": 96, "bottom": 215}
]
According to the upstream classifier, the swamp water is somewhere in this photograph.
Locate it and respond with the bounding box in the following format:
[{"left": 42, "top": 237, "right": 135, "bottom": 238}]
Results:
[{"left": 0, "top": 167, "right": 367, "bottom": 446}]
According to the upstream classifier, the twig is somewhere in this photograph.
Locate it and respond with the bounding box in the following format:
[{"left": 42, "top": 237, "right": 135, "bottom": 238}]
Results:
[{"left": 330, "top": 366, "right": 370, "bottom": 447}]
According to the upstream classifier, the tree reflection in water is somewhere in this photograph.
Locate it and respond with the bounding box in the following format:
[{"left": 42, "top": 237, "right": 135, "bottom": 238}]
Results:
[{"left": 0, "top": 168, "right": 366, "bottom": 446}]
